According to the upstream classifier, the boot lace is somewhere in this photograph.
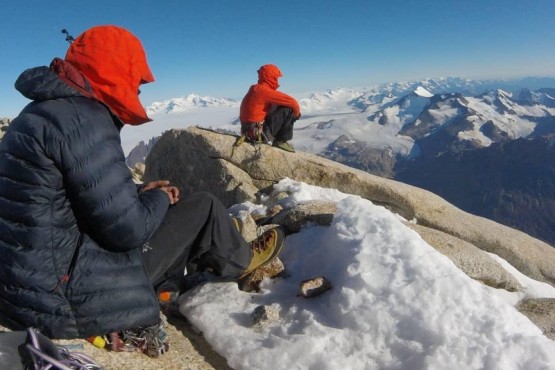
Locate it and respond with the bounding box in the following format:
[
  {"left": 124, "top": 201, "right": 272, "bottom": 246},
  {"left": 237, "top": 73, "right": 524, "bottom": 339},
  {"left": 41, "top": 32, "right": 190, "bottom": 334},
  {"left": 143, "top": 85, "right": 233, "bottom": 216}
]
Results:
[{"left": 251, "top": 231, "right": 274, "bottom": 253}]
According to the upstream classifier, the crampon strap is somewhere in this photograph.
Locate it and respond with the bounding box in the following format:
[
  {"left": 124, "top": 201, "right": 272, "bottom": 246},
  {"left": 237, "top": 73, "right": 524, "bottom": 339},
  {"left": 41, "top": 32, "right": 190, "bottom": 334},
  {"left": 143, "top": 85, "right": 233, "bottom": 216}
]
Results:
[{"left": 241, "top": 122, "right": 268, "bottom": 144}]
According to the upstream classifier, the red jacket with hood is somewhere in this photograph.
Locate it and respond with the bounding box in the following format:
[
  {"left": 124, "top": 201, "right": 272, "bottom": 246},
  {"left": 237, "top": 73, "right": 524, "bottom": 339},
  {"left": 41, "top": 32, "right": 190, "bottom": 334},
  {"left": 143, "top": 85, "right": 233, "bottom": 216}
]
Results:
[
  {"left": 239, "top": 64, "right": 301, "bottom": 123},
  {"left": 65, "top": 25, "right": 155, "bottom": 125}
]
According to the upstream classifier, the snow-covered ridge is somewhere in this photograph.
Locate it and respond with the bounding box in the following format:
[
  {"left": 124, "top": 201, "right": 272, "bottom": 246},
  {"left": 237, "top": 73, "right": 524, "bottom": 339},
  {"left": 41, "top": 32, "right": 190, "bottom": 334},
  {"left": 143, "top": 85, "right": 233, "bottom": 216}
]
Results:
[
  {"left": 144, "top": 77, "right": 555, "bottom": 116},
  {"left": 146, "top": 94, "right": 238, "bottom": 115},
  {"left": 299, "top": 88, "right": 364, "bottom": 114},
  {"left": 414, "top": 86, "right": 433, "bottom": 97},
  {"left": 123, "top": 76, "right": 555, "bottom": 159}
]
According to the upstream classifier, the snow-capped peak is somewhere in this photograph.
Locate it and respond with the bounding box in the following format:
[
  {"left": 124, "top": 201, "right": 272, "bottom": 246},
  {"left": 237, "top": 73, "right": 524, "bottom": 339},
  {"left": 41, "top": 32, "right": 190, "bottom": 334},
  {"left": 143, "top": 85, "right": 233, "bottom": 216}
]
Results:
[
  {"left": 146, "top": 94, "right": 238, "bottom": 115},
  {"left": 414, "top": 86, "right": 433, "bottom": 98},
  {"left": 300, "top": 88, "right": 364, "bottom": 114}
]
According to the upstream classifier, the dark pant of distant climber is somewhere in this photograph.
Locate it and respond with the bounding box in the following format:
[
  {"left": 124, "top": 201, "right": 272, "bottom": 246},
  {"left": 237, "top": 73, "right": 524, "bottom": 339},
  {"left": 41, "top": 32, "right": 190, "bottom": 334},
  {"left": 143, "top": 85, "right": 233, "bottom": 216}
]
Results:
[
  {"left": 263, "top": 105, "right": 297, "bottom": 144},
  {"left": 241, "top": 106, "right": 298, "bottom": 152}
]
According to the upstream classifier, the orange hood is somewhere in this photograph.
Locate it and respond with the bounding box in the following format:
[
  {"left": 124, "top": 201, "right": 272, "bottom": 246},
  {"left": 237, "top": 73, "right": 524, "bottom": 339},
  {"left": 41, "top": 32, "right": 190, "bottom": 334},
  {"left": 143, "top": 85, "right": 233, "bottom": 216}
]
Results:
[
  {"left": 65, "top": 25, "right": 154, "bottom": 125},
  {"left": 257, "top": 64, "right": 282, "bottom": 90}
]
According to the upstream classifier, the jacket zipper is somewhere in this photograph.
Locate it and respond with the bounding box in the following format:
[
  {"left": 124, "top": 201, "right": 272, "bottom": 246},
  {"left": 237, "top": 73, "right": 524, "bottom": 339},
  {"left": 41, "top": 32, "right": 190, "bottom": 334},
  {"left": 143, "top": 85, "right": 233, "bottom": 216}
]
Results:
[{"left": 52, "top": 233, "right": 84, "bottom": 293}]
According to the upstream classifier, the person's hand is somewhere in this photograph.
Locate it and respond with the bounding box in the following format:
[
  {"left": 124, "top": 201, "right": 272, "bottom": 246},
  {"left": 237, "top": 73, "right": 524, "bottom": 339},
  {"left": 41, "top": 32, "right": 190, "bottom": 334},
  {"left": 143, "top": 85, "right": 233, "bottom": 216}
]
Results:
[{"left": 142, "top": 180, "right": 180, "bottom": 205}]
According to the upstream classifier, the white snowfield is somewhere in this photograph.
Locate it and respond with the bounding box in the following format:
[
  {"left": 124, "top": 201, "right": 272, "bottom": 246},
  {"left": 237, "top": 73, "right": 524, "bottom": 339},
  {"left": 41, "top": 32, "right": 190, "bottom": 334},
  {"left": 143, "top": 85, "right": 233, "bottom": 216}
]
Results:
[{"left": 179, "top": 179, "right": 555, "bottom": 370}]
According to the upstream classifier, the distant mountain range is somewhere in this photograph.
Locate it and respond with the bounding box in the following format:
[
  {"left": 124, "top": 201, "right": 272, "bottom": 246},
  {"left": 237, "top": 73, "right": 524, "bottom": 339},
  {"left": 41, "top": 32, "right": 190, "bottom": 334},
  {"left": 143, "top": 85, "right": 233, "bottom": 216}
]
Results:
[
  {"left": 125, "top": 76, "right": 555, "bottom": 246},
  {"left": 311, "top": 78, "right": 555, "bottom": 246},
  {"left": 382, "top": 87, "right": 554, "bottom": 158},
  {"left": 146, "top": 94, "right": 238, "bottom": 115},
  {"left": 395, "top": 136, "right": 555, "bottom": 246}
]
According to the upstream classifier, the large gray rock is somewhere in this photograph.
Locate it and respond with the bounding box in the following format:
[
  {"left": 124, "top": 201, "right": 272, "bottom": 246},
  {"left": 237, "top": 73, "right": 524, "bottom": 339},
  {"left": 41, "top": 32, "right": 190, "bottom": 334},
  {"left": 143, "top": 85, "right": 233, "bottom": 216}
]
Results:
[
  {"left": 268, "top": 200, "right": 336, "bottom": 234},
  {"left": 144, "top": 127, "right": 555, "bottom": 288}
]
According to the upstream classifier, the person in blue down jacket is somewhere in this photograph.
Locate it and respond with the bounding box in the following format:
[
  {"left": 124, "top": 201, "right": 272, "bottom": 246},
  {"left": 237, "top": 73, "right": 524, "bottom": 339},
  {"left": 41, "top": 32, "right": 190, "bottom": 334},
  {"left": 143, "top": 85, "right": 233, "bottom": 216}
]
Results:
[{"left": 0, "top": 25, "right": 284, "bottom": 340}]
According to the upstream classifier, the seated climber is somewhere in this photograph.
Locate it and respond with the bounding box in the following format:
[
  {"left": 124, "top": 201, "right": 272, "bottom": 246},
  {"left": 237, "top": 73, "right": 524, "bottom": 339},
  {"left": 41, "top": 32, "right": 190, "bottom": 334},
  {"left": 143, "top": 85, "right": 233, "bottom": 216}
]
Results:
[
  {"left": 0, "top": 25, "right": 285, "bottom": 349},
  {"left": 239, "top": 64, "right": 301, "bottom": 152}
]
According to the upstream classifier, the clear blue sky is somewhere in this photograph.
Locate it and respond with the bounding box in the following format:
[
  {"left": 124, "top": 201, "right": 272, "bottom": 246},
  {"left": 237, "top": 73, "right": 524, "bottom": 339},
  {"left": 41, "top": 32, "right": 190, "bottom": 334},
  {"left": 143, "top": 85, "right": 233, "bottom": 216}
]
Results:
[{"left": 1, "top": 0, "right": 554, "bottom": 118}]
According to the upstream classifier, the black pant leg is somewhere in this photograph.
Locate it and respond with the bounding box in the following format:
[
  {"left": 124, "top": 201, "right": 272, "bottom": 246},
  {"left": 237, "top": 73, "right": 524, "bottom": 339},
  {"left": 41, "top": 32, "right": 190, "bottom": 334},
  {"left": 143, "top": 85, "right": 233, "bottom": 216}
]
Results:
[
  {"left": 263, "top": 106, "right": 296, "bottom": 142},
  {"left": 141, "top": 191, "right": 251, "bottom": 286}
]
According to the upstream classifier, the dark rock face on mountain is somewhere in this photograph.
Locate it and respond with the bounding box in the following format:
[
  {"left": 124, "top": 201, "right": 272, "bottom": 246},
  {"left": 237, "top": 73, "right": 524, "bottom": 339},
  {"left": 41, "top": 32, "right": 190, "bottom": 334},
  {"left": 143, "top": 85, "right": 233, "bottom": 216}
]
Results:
[
  {"left": 399, "top": 93, "right": 468, "bottom": 140},
  {"left": 531, "top": 116, "right": 555, "bottom": 137},
  {"left": 515, "top": 88, "right": 555, "bottom": 108},
  {"left": 125, "top": 137, "right": 159, "bottom": 168},
  {"left": 395, "top": 136, "right": 555, "bottom": 247},
  {"left": 480, "top": 120, "right": 511, "bottom": 142},
  {"left": 320, "top": 135, "right": 396, "bottom": 177},
  {"left": 405, "top": 114, "right": 479, "bottom": 159}
]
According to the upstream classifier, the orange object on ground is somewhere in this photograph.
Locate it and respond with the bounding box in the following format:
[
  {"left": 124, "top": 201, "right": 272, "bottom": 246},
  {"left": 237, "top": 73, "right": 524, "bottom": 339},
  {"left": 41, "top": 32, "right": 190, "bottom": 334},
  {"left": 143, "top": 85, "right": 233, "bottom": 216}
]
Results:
[{"left": 158, "top": 291, "right": 174, "bottom": 303}]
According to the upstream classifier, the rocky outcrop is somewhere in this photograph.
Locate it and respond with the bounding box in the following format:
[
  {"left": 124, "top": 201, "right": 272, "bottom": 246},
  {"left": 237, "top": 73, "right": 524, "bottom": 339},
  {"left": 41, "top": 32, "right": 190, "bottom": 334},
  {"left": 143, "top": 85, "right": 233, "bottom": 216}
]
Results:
[
  {"left": 267, "top": 200, "right": 336, "bottom": 234},
  {"left": 126, "top": 137, "right": 159, "bottom": 169},
  {"left": 144, "top": 127, "right": 555, "bottom": 289},
  {"left": 0, "top": 118, "right": 10, "bottom": 140},
  {"left": 240, "top": 257, "right": 285, "bottom": 292},
  {"left": 321, "top": 135, "right": 396, "bottom": 178}
]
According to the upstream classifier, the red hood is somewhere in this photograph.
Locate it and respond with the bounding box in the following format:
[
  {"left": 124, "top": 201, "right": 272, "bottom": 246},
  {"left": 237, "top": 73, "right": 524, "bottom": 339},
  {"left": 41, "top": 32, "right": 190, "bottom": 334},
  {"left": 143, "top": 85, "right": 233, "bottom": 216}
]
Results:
[
  {"left": 257, "top": 64, "right": 282, "bottom": 90},
  {"left": 65, "top": 25, "right": 154, "bottom": 125}
]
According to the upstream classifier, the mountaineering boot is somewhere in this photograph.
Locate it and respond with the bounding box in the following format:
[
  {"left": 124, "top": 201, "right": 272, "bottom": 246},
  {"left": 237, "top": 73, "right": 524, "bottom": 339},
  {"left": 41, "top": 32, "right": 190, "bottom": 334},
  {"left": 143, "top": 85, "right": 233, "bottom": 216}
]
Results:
[
  {"left": 273, "top": 141, "right": 295, "bottom": 153},
  {"left": 240, "top": 227, "right": 285, "bottom": 278}
]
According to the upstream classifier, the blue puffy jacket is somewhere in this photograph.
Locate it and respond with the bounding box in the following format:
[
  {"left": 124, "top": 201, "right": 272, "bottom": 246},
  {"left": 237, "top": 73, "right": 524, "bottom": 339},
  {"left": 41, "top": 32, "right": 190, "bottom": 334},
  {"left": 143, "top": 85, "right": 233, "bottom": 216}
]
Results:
[{"left": 0, "top": 62, "right": 169, "bottom": 339}]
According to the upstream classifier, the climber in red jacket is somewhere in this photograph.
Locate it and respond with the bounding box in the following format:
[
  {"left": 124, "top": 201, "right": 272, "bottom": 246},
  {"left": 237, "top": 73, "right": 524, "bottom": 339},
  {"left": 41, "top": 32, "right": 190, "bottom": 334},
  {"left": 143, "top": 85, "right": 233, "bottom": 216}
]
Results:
[{"left": 239, "top": 64, "right": 301, "bottom": 152}]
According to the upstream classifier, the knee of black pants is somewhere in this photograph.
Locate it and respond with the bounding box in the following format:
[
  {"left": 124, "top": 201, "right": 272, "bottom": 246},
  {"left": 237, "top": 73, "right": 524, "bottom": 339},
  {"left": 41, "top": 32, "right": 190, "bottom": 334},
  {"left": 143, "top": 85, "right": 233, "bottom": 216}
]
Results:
[
  {"left": 275, "top": 106, "right": 294, "bottom": 116},
  {"left": 189, "top": 191, "right": 216, "bottom": 200},
  {"left": 187, "top": 191, "right": 218, "bottom": 206},
  {"left": 186, "top": 191, "right": 231, "bottom": 218}
]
